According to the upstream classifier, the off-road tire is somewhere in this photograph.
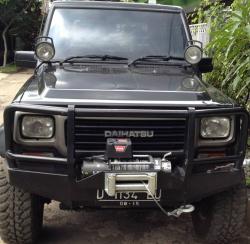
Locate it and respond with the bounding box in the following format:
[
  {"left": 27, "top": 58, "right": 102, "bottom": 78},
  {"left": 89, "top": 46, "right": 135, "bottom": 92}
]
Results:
[
  {"left": 192, "top": 184, "right": 247, "bottom": 244},
  {"left": 0, "top": 158, "right": 44, "bottom": 244}
]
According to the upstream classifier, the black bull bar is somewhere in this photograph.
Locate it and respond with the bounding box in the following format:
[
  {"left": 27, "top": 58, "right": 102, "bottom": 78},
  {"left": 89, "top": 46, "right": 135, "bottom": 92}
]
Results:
[{"left": 3, "top": 104, "right": 249, "bottom": 206}]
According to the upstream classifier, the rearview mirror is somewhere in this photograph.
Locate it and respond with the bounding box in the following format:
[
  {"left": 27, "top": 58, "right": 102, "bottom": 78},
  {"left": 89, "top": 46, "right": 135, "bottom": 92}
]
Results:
[
  {"left": 15, "top": 51, "right": 37, "bottom": 68},
  {"left": 198, "top": 57, "right": 213, "bottom": 73}
]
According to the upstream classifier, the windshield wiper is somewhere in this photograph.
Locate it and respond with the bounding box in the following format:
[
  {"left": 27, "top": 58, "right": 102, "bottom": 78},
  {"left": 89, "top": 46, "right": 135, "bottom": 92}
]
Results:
[
  {"left": 128, "top": 55, "right": 185, "bottom": 67},
  {"left": 35, "top": 55, "right": 128, "bottom": 73},
  {"left": 61, "top": 55, "right": 128, "bottom": 64}
]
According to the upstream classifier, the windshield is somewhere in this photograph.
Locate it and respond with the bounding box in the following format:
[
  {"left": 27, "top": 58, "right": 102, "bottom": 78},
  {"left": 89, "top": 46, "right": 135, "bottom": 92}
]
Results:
[{"left": 48, "top": 8, "right": 188, "bottom": 60}]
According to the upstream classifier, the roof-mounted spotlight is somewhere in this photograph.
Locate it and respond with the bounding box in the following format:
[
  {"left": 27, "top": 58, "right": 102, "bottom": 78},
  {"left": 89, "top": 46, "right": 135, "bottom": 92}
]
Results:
[
  {"left": 35, "top": 36, "right": 55, "bottom": 62},
  {"left": 184, "top": 40, "right": 203, "bottom": 65}
]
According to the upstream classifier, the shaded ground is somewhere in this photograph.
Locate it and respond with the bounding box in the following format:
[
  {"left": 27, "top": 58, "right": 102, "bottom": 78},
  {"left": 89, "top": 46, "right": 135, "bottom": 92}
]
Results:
[
  {"left": 0, "top": 71, "right": 249, "bottom": 244},
  {"left": 41, "top": 202, "right": 201, "bottom": 244},
  {"left": 37, "top": 201, "right": 249, "bottom": 244}
]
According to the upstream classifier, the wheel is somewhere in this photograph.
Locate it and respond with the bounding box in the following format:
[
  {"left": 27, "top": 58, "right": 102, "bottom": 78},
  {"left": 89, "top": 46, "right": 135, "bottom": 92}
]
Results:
[
  {"left": 0, "top": 158, "right": 44, "bottom": 244},
  {"left": 192, "top": 184, "right": 247, "bottom": 244}
]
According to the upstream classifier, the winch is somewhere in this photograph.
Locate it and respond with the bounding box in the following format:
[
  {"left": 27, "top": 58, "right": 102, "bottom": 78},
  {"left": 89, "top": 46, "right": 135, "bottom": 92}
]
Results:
[
  {"left": 81, "top": 138, "right": 172, "bottom": 176},
  {"left": 81, "top": 154, "right": 172, "bottom": 176}
]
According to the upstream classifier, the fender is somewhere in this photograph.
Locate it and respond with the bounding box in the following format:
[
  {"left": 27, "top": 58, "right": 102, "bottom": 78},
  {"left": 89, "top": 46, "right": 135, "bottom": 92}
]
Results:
[{"left": 0, "top": 126, "right": 5, "bottom": 157}]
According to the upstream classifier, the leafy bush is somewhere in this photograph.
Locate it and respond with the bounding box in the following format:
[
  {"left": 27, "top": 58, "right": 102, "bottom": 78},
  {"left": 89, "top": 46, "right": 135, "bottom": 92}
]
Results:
[
  {"left": 244, "top": 161, "right": 250, "bottom": 187},
  {"left": 0, "top": 0, "right": 42, "bottom": 67},
  {"left": 246, "top": 177, "right": 250, "bottom": 187},
  {"left": 191, "top": 0, "right": 250, "bottom": 107},
  {"left": 191, "top": 0, "right": 250, "bottom": 186}
]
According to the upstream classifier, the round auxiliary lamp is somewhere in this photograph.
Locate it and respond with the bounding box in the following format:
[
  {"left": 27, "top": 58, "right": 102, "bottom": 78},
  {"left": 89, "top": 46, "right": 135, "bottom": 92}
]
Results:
[
  {"left": 184, "top": 40, "right": 203, "bottom": 65},
  {"left": 35, "top": 36, "right": 55, "bottom": 62}
]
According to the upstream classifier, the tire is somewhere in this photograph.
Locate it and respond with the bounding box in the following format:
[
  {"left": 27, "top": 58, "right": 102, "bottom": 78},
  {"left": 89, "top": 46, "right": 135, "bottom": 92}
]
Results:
[
  {"left": 192, "top": 184, "right": 247, "bottom": 244},
  {"left": 0, "top": 158, "right": 44, "bottom": 244}
]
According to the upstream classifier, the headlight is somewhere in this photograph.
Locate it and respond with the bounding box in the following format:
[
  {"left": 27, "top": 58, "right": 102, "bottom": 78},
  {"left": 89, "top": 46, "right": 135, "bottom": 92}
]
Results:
[
  {"left": 200, "top": 117, "right": 230, "bottom": 138},
  {"left": 21, "top": 116, "right": 54, "bottom": 139}
]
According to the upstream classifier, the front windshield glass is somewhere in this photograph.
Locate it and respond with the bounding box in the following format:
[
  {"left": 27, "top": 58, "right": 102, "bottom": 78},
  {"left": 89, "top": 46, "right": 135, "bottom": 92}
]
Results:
[{"left": 48, "top": 8, "right": 188, "bottom": 60}]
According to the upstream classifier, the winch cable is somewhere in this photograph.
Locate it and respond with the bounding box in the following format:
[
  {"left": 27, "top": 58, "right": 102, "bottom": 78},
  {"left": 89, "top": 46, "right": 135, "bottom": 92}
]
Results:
[
  {"left": 142, "top": 181, "right": 172, "bottom": 216},
  {"left": 142, "top": 181, "right": 195, "bottom": 218}
]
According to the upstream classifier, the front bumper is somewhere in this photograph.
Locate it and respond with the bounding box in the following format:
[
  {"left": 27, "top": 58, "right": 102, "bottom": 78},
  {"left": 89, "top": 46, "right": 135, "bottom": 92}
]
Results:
[
  {"left": 3, "top": 104, "right": 249, "bottom": 207},
  {"left": 8, "top": 167, "right": 245, "bottom": 207}
]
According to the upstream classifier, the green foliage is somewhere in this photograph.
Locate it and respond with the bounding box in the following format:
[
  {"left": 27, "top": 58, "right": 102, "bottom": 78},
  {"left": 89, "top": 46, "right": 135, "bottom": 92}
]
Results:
[
  {"left": 0, "top": 0, "right": 42, "bottom": 66},
  {"left": 157, "top": 0, "right": 200, "bottom": 6},
  {"left": 133, "top": 0, "right": 201, "bottom": 6},
  {"left": 191, "top": 0, "right": 250, "bottom": 107},
  {"left": 246, "top": 177, "right": 250, "bottom": 187},
  {"left": 8, "top": 1, "right": 42, "bottom": 50},
  {"left": 0, "top": 0, "right": 41, "bottom": 31},
  {"left": 0, "top": 64, "right": 18, "bottom": 73},
  {"left": 0, "top": 0, "right": 8, "bottom": 4},
  {"left": 0, "top": 0, "right": 30, "bottom": 25}
]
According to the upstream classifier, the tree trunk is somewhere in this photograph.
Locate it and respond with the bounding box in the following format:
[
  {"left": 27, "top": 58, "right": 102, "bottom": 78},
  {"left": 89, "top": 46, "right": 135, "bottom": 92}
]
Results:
[
  {"left": 1, "top": 1, "right": 33, "bottom": 67},
  {"left": 2, "top": 25, "right": 8, "bottom": 67},
  {"left": 2, "top": 30, "right": 8, "bottom": 67}
]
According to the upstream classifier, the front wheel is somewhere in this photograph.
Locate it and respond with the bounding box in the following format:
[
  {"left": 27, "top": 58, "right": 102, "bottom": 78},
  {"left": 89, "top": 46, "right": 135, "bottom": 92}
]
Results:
[
  {"left": 192, "top": 184, "right": 247, "bottom": 244},
  {"left": 0, "top": 158, "right": 44, "bottom": 244}
]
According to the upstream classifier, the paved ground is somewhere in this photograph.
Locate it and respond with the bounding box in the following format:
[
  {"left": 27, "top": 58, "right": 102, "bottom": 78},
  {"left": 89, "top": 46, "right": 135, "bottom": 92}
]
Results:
[
  {"left": 0, "top": 71, "right": 250, "bottom": 244},
  {"left": 0, "top": 70, "right": 32, "bottom": 125}
]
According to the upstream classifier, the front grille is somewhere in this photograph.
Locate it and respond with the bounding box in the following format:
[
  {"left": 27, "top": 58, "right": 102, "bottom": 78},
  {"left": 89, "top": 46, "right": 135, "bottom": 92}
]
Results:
[{"left": 73, "top": 118, "right": 187, "bottom": 158}]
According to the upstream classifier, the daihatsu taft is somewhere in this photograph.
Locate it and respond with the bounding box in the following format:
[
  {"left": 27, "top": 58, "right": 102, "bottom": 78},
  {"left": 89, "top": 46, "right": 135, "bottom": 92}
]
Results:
[{"left": 0, "top": 1, "right": 248, "bottom": 243}]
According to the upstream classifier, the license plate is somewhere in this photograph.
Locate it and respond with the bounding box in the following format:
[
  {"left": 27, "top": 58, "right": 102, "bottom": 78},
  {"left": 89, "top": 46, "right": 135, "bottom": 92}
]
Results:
[{"left": 96, "top": 189, "right": 162, "bottom": 202}]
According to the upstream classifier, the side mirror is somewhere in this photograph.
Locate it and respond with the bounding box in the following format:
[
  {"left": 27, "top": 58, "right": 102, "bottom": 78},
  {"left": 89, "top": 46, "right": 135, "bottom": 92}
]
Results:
[
  {"left": 198, "top": 57, "right": 213, "bottom": 73},
  {"left": 15, "top": 51, "right": 37, "bottom": 68}
]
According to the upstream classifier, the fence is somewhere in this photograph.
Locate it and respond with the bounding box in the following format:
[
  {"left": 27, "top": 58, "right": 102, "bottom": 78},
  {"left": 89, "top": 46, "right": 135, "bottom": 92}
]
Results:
[{"left": 189, "top": 23, "right": 210, "bottom": 49}]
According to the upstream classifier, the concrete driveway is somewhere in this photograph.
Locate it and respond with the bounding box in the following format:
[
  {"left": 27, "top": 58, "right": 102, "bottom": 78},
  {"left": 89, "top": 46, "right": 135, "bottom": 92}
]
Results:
[
  {"left": 0, "top": 71, "right": 249, "bottom": 244},
  {"left": 0, "top": 71, "right": 32, "bottom": 125}
]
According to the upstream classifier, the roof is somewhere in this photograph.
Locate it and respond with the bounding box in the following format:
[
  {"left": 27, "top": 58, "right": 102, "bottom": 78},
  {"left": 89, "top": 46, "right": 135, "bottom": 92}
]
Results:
[{"left": 51, "top": 1, "right": 183, "bottom": 12}]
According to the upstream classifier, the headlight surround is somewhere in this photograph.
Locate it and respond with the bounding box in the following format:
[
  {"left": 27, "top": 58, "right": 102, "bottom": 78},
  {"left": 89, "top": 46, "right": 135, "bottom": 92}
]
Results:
[
  {"left": 21, "top": 115, "right": 55, "bottom": 139},
  {"left": 200, "top": 117, "right": 231, "bottom": 139}
]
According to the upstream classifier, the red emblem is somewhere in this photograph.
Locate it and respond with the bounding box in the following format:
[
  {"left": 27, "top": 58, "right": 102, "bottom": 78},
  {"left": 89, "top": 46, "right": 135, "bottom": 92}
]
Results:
[{"left": 114, "top": 145, "right": 127, "bottom": 153}]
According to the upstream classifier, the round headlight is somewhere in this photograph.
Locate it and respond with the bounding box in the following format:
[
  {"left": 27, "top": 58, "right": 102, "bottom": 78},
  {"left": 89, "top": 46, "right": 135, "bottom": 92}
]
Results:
[
  {"left": 184, "top": 45, "right": 202, "bottom": 64},
  {"left": 21, "top": 116, "right": 54, "bottom": 139},
  {"left": 35, "top": 42, "right": 55, "bottom": 62},
  {"left": 200, "top": 117, "right": 230, "bottom": 138}
]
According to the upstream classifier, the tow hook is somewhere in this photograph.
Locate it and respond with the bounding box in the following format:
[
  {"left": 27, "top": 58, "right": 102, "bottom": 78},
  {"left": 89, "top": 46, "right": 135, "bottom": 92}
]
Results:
[
  {"left": 167, "top": 204, "right": 195, "bottom": 217},
  {"left": 142, "top": 180, "right": 195, "bottom": 217}
]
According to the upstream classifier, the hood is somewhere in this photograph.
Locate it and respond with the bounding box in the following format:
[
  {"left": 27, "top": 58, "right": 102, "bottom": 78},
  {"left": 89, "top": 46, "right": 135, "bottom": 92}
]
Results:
[{"left": 16, "top": 64, "right": 234, "bottom": 107}]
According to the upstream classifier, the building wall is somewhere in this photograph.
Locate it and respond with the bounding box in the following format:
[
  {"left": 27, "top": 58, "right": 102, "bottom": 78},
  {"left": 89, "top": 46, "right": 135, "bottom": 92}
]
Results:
[{"left": 41, "top": 0, "right": 51, "bottom": 14}]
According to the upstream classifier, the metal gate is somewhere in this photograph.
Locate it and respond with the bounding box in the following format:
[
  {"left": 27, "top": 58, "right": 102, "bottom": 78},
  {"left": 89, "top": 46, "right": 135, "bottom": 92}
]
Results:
[{"left": 189, "top": 23, "right": 210, "bottom": 49}]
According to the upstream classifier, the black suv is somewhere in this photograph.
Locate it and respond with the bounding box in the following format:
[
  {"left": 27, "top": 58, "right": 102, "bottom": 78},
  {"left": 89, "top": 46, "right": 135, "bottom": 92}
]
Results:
[{"left": 0, "top": 1, "right": 248, "bottom": 243}]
